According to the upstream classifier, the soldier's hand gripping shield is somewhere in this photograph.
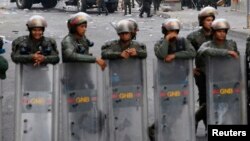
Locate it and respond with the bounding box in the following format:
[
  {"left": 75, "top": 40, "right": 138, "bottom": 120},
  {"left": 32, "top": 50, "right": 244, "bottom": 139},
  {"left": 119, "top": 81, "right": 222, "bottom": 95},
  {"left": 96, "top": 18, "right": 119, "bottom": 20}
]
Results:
[
  {"left": 104, "top": 59, "right": 148, "bottom": 141},
  {"left": 153, "top": 59, "right": 195, "bottom": 141},
  {"left": 206, "top": 56, "right": 247, "bottom": 125},
  {"left": 60, "top": 63, "right": 105, "bottom": 141},
  {"left": 14, "top": 64, "right": 59, "bottom": 141}
]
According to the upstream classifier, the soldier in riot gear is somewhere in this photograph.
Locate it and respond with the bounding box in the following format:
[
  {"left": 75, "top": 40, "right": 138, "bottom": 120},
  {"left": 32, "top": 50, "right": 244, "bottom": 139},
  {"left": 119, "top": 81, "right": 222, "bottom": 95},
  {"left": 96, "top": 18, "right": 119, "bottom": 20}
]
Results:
[
  {"left": 11, "top": 15, "right": 59, "bottom": 66},
  {"left": 187, "top": 6, "right": 217, "bottom": 132},
  {"left": 101, "top": 19, "right": 147, "bottom": 59},
  {"left": 155, "top": 18, "right": 196, "bottom": 61},
  {"left": 197, "top": 19, "right": 239, "bottom": 125},
  {"left": 149, "top": 18, "right": 196, "bottom": 141},
  {"left": 61, "top": 12, "right": 106, "bottom": 70},
  {"left": 197, "top": 18, "right": 239, "bottom": 123}
]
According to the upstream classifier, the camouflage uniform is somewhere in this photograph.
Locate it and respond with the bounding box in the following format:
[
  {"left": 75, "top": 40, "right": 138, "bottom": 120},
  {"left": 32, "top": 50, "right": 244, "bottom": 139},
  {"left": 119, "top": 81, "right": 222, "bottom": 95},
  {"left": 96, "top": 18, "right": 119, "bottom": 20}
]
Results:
[
  {"left": 197, "top": 39, "right": 239, "bottom": 72},
  {"left": 197, "top": 19, "right": 239, "bottom": 128},
  {"left": 101, "top": 39, "right": 147, "bottom": 59},
  {"left": 102, "top": 19, "right": 147, "bottom": 59},
  {"left": 186, "top": 6, "right": 217, "bottom": 131},
  {"left": 187, "top": 28, "right": 213, "bottom": 51},
  {"left": 154, "top": 37, "right": 196, "bottom": 59},
  {"left": 150, "top": 19, "right": 196, "bottom": 141},
  {"left": 61, "top": 33, "right": 97, "bottom": 62},
  {"left": 11, "top": 35, "right": 59, "bottom": 64},
  {"left": 187, "top": 28, "right": 212, "bottom": 129},
  {"left": 11, "top": 15, "right": 59, "bottom": 65}
]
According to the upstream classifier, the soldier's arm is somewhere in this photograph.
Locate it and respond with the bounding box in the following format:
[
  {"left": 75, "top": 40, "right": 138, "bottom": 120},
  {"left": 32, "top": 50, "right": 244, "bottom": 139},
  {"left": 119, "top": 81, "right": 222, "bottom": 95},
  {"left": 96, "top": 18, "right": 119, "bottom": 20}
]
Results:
[
  {"left": 197, "top": 42, "right": 228, "bottom": 57},
  {"left": 231, "top": 40, "right": 239, "bottom": 55},
  {"left": 175, "top": 39, "right": 196, "bottom": 59},
  {"left": 43, "top": 39, "right": 60, "bottom": 64},
  {"left": 11, "top": 40, "right": 33, "bottom": 64},
  {"left": 135, "top": 43, "right": 147, "bottom": 59},
  {"left": 62, "top": 40, "right": 96, "bottom": 63},
  {"left": 187, "top": 33, "right": 198, "bottom": 51},
  {"left": 101, "top": 42, "right": 122, "bottom": 59},
  {"left": 154, "top": 39, "right": 169, "bottom": 59}
]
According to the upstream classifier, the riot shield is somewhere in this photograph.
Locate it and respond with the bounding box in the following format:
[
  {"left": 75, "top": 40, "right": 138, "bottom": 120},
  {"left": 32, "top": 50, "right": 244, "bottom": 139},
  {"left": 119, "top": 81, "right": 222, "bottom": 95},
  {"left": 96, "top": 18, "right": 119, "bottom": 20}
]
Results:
[
  {"left": 153, "top": 59, "right": 195, "bottom": 141},
  {"left": 206, "top": 56, "right": 247, "bottom": 125},
  {"left": 104, "top": 59, "right": 148, "bottom": 141},
  {"left": 14, "top": 64, "right": 59, "bottom": 141},
  {"left": 60, "top": 63, "right": 105, "bottom": 141}
]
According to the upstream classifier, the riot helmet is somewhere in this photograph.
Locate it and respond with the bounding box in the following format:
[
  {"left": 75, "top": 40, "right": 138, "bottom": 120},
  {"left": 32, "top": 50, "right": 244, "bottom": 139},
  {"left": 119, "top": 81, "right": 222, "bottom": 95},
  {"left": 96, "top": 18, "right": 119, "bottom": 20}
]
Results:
[
  {"left": 211, "top": 18, "right": 230, "bottom": 31},
  {"left": 26, "top": 15, "right": 47, "bottom": 31},
  {"left": 67, "top": 12, "right": 90, "bottom": 33},
  {"left": 115, "top": 20, "right": 134, "bottom": 34},
  {"left": 198, "top": 6, "right": 218, "bottom": 26},
  {"left": 162, "top": 18, "right": 181, "bottom": 35}
]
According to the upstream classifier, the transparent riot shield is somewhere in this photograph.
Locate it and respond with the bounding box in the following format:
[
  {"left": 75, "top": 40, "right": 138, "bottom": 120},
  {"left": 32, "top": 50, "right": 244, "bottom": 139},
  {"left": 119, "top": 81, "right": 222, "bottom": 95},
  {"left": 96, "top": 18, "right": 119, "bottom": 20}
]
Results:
[
  {"left": 104, "top": 59, "right": 148, "bottom": 141},
  {"left": 60, "top": 63, "right": 105, "bottom": 141},
  {"left": 206, "top": 56, "right": 247, "bottom": 125},
  {"left": 153, "top": 59, "right": 195, "bottom": 141},
  {"left": 14, "top": 64, "right": 59, "bottom": 141}
]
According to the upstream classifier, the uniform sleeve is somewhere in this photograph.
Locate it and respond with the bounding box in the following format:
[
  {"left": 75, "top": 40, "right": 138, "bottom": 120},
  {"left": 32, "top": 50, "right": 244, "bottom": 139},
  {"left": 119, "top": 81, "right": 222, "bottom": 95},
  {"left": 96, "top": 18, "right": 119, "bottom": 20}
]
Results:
[
  {"left": 11, "top": 39, "right": 33, "bottom": 64},
  {"left": 135, "top": 43, "right": 147, "bottom": 59},
  {"left": 154, "top": 39, "right": 169, "bottom": 59},
  {"left": 101, "top": 42, "right": 122, "bottom": 59},
  {"left": 44, "top": 39, "right": 60, "bottom": 64},
  {"left": 175, "top": 39, "right": 196, "bottom": 59},
  {"left": 231, "top": 40, "right": 239, "bottom": 55},
  {"left": 187, "top": 33, "right": 199, "bottom": 51},
  {"left": 61, "top": 38, "right": 96, "bottom": 63},
  {"left": 197, "top": 42, "right": 228, "bottom": 57}
]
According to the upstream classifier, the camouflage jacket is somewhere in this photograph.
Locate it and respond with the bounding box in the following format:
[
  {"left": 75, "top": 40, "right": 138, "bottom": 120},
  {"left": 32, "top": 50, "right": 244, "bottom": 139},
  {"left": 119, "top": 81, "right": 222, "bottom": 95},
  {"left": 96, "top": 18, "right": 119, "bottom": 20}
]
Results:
[
  {"left": 187, "top": 28, "right": 213, "bottom": 51},
  {"left": 61, "top": 34, "right": 96, "bottom": 63},
  {"left": 101, "top": 39, "right": 147, "bottom": 60},
  {"left": 197, "top": 39, "right": 239, "bottom": 72},
  {"left": 154, "top": 37, "right": 196, "bottom": 60},
  {"left": 11, "top": 35, "right": 59, "bottom": 64}
]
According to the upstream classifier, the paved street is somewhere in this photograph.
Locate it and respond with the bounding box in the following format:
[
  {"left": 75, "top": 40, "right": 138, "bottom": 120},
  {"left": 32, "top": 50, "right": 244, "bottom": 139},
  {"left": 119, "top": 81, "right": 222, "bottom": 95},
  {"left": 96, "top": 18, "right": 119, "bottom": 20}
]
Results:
[{"left": 0, "top": 1, "right": 249, "bottom": 141}]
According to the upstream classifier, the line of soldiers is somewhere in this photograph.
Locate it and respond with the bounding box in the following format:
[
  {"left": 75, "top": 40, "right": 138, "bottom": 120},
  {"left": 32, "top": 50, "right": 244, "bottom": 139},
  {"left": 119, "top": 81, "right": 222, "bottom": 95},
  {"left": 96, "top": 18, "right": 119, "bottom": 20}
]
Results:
[{"left": 0, "top": 5, "right": 249, "bottom": 140}]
